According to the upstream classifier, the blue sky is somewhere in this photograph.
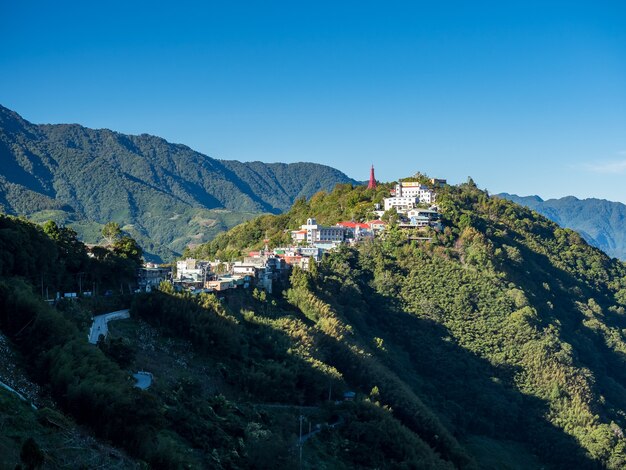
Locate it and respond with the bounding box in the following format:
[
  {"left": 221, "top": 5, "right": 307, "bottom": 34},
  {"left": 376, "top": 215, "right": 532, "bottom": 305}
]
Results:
[{"left": 1, "top": 1, "right": 625, "bottom": 201}]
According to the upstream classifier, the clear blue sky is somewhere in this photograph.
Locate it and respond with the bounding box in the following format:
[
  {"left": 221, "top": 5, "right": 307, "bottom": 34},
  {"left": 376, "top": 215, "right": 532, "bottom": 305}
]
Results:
[{"left": 1, "top": 1, "right": 625, "bottom": 201}]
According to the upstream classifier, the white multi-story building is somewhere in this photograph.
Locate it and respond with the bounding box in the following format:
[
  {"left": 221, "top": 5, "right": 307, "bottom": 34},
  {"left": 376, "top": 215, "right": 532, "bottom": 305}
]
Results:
[
  {"left": 293, "top": 218, "right": 346, "bottom": 244},
  {"left": 232, "top": 263, "right": 259, "bottom": 276},
  {"left": 383, "top": 196, "right": 419, "bottom": 212},
  {"left": 392, "top": 182, "right": 436, "bottom": 204},
  {"left": 176, "top": 258, "right": 210, "bottom": 281}
]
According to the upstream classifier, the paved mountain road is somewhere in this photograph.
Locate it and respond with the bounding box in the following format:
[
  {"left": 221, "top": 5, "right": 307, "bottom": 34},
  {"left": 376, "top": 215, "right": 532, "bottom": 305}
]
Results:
[{"left": 88, "top": 309, "right": 130, "bottom": 344}]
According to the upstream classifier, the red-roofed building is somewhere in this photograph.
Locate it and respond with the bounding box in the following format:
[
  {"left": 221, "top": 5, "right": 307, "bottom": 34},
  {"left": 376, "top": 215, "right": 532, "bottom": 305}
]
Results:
[{"left": 337, "top": 221, "right": 370, "bottom": 230}]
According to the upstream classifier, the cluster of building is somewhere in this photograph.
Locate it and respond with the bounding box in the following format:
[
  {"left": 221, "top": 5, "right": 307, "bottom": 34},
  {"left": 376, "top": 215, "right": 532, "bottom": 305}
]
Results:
[
  {"left": 375, "top": 179, "right": 446, "bottom": 230},
  {"left": 382, "top": 179, "right": 445, "bottom": 212},
  {"left": 136, "top": 170, "right": 447, "bottom": 295},
  {"left": 169, "top": 247, "right": 327, "bottom": 295},
  {"left": 288, "top": 175, "right": 446, "bottom": 252},
  {"left": 135, "top": 255, "right": 284, "bottom": 295},
  {"left": 290, "top": 218, "right": 386, "bottom": 247}
]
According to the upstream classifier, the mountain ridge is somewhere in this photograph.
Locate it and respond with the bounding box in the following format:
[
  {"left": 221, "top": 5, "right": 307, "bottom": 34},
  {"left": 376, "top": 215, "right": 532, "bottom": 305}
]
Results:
[
  {"left": 0, "top": 105, "right": 358, "bottom": 261},
  {"left": 498, "top": 192, "right": 626, "bottom": 260}
]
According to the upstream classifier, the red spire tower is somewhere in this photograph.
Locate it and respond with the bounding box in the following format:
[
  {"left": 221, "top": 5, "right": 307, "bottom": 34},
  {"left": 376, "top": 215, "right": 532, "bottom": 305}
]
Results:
[{"left": 367, "top": 165, "right": 377, "bottom": 190}]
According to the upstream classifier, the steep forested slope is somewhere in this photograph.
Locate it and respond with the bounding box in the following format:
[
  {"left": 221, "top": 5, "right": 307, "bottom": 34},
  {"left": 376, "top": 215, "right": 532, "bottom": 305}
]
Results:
[
  {"left": 0, "top": 105, "right": 357, "bottom": 261},
  {"left": 190, "top": 180, "right": 626, "bottom": 468},
  {"left": 499, "top": 193, "right": 626, "bottom": 260},
  {"left": 0, "top": 213, "right": 456, "bottom": 468}
]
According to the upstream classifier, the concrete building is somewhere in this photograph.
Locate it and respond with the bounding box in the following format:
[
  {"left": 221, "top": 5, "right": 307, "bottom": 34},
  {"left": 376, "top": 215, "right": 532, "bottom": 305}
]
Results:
[
  {"left": 298, "top": 246, "right": 323, "bottom": 260},
  {"left": 392, "top": 182, "right": 436, "bottom": 204},
  {"left": 291, "top": 230, "right": 307, "bottom": 243},
  {"left": 176, "top": 258, "right": 210, "bottom": 282},
  {"left": 367, "top": 220, "right": 387, "bottom": 232},
  {"left": 406, "top": 208, "right": 442, "bottom": 229},
  {"left": 137, "top": 266, "right": 172, "bottom": 292},
  {"left": 207, "top": 279, "right": 234, "bottom": 291},
  {"left": 407, "top": 208, "right": 440, "bottom": 220},
  {"left": 292, "top": 218, "right": 347, "bottom": 244},
  {"left": 232, "top": 263, "right": 259, "bottom": 276},
  {"left": 383, "top": 196, "right": 419, "bottom": 212},
  {"left": 281, "top": 255, "right": 311, "bottom": 271},
  {"left": 336, "top": 221, "right": 373, "bottom": 242}
]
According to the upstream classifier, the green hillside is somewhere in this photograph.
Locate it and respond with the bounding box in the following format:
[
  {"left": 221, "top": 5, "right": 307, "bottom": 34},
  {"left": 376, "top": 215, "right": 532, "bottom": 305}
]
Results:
[
  {"left": 0, "top": 104, "right": 357, "bottom": 261},
  {"left": 189, "top": 179, "right": 626, "bottom": 468},
  {"left": 4, "top": 179, "right": 626, "bottom": 467}
]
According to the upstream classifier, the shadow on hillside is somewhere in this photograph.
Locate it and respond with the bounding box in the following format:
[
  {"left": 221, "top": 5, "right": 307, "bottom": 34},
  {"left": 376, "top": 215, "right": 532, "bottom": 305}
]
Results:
[
  {"left": 0, "top": 140, "right": 55, "bottom": 196},
  {"left": 498, "top": 233, "right": 626, "bottom": 429},
  {"left": 314, "top": 268, "right": 601, "bottom": 469},
  {"left": 214, "top": 162, "right": 283, "bottom": 214},
  {"left": 135, "top": 281, "right": 604, "bottom": 468}
]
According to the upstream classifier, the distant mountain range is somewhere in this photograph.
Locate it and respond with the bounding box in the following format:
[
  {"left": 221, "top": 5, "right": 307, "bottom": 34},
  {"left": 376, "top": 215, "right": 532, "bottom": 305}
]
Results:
[
  {"left": 498, "top": 193, "right": 626, "bottom": 260},
  {"left": 0, "top": 105, "right": 358, "bottom": 261}
]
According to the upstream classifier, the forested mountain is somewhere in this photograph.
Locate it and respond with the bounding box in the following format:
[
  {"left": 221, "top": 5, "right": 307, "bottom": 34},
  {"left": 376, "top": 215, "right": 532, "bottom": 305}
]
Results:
[
  {"left": 0, "top": 105, "right": 357, "bottom": 261},
  {"left": 5, "top": 179, "right": 626, "bottom": 467},
  {"left": 188, "top": 181, "right": 626, "bottom": 468},
  {"left": 498, "top": 193, "right": 626, "bottom": 260}
]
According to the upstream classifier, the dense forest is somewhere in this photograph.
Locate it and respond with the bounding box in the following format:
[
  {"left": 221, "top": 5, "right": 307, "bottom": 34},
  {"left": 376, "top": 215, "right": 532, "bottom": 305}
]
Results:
[
  {"left": 0, "top": 104, "right": 357, "bottom": 261},
  {"left": 4, "top": 178, "right": 626, "bottom": 468},
  {"left": 188, "top": 179, "right": 626, "bottom": 468},
  {"left": 0, "top": 213, "right": 454, "bottom": 468}
]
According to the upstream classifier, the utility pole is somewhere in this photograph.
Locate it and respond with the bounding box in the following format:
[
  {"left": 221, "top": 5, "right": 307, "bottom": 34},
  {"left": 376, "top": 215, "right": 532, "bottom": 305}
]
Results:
[{"left": 299, "top": 414, "right": 304, "bottom": 469}]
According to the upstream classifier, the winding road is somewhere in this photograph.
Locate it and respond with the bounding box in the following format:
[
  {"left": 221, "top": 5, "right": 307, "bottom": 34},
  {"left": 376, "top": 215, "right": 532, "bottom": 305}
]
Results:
[
  {"left": 88, "top": 309, "right": 130, "bottom": 344},
  {"left": 0, "top": 380, "right": 37, "bottom": 409},
  {"left": 300, "top": 418, "right": 343, "bottom": 444}
]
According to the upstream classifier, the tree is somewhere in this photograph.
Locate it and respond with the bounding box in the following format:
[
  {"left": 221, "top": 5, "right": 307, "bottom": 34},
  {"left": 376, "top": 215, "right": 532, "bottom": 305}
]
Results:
[
  {"left": 381, "top": 207, "right": 399, "bottom": 225},
  {"left": 42, "top": 220, "right": 61, "bottom": 239},
  {"left": 42, "top": 220, "right": 88, "bottom": 281},
  {"left": 113, "top": 236, "right": 143, "bottom": 264},
  {"left": 102, "top": 222, "right": 122, "bottom": 245}
]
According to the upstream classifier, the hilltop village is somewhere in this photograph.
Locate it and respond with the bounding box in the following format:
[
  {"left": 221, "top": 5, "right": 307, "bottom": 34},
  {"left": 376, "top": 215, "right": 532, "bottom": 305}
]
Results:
[{"left": 139, "top": 172, "right": 446, "bottom": 296}]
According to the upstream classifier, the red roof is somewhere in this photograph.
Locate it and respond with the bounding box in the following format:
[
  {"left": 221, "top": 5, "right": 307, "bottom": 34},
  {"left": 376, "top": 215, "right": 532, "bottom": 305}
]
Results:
[
  {"left": 337, "top": 221, "right": 369, "bottom": 229},
  {"left": 367, "top": 220, "right": 386, "bottom": 226}
]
